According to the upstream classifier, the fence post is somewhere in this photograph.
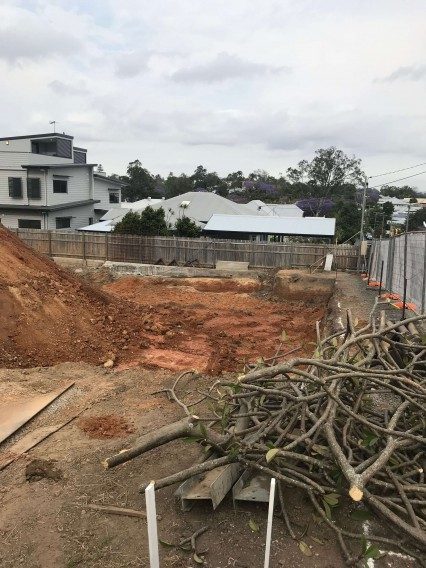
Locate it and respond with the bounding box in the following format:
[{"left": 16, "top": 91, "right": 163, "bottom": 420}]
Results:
[
  {"left": 105, "top": 233, "right": 109, "bottom": 261},
  {"left": 48, "top": 230, "right": 52, "bottom": 257},
  {"left": 82, "top": 232, "right": 86, "bottom": 260}
]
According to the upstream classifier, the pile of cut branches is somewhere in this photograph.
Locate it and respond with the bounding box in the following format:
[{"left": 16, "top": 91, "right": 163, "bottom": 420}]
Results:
[{"left": 105, "top": 311, "right": 426, "bottom": 565}]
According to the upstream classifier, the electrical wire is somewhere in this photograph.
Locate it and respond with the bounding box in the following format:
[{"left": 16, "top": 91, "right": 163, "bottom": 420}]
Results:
[
  {"left": 369, "top": 169, "right": 426, "bottom": 189},
  {"left": 369, "top": 161, "right": 426, "bottom": 179}
]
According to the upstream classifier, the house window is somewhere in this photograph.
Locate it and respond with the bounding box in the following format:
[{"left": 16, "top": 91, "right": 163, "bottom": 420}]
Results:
[
  {"left": 56, "top": 217, "right": 72, "bottom": 229},
  {"left": 27, "top": 178, "right": 41, "bottom": 199},
  {"left": 18, "top": 219, "right": 41, "bottom": 229},
  {"left": 8, "top": 177, "right": 23, "bottom": 199},
  {"left": 88, "top": 217, "right": 94, "bottom": 225},
  {"left": 53, "top": 179, "right": 68, "bottom": 193},
  {"left": 109, "top": 191, "right": 120, "bottom": 204}
]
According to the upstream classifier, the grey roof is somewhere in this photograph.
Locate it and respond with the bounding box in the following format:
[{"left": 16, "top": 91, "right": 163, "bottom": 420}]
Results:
[
  {"left": 150, "top": 192, "right": 268, "bottom": 226},
  {"left": 94, "top": 173, "right": 126, "bottom": 186},
  {"left": 245, "top": 200, "right": 303, "bottom": 217},
  {"left": 204, "top": 215, "right": 336, "bottom": 236},
  {"left": 0, "top": 199, "right": 100, "bottom": 213},
  {"left": 100, "top": 199, "right": 164, "bottom": 221},
  {"left": 78, "top": 220, "right": 114, "bottom": 232},
  {"left": 0, "top": 133, "right": 73, "bottom": 141}
]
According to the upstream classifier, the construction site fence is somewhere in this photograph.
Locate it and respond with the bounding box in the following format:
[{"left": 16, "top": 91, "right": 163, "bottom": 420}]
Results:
[
  {"left": 368, "top": 231, "right": 426, "bottom": 314},
  {"left": 12, "top": 229, "right": 359, "bottom": 270}
]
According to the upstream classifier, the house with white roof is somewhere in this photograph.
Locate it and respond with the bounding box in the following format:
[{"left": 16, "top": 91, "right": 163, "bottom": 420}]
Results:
[{"left": 0, "top": 132, "right": 124, "bottom": 230}]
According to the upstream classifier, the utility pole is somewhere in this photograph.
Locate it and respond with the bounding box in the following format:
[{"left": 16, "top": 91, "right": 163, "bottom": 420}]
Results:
[
  {"left": 359, "top": 178, "right": 368, "bottom": 241},
  {"left": 357, "top": 178, "right": 368, "bottom": 271}
]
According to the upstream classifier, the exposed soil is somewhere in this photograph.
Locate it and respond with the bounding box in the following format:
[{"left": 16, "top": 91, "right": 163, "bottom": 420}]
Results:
[
  {"left": 78, "top": 415, "right": 135, "bottom": 438},
  {"left": 4, "top": 228, "right": 401, "bottom": 567},
  {"left": 0, "top": 227, "right": 149, "bottom": 368},
  {"left": 0, "top": 364, "right": 413, "bottom": 568},
  {"left": 104, "top": 276, "right": 324, "bottom": 373},
  {"left": 0, "top": 226, "right": 324, "bottom": 374}
]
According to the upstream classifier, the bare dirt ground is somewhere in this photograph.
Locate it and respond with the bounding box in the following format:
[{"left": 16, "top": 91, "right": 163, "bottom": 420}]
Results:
[
  {"left": 0, "top": 227, "right": 322, "bottom": 373},
  {"left": 103, "top": 276, "right": 323, "bottom": 373},
  {"left": 0, "top": 230, "right": 420, "bottom": 567},
  {"left": 0, "top": 363, "right": 346, "bottom": 568}
]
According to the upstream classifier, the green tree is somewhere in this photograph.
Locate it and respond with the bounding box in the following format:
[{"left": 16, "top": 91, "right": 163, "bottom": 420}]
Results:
[
  {"left": 286, "top": 147, "right": 366, "bottom": 198},
  {"left": 380, "top": 185, "right": 418, "bottom": 200},
  {"left": 113, "top": 206, "right": 170, "bottom": 236},
  {"left": 121, "top": 160, "right": 156, "bottom": 202},
  {"left": 225, "top": 171, "right": 245, "bottom": 189},
  {"left": 164, "top": 173, "right": 193, "bottom": 198},
  {"left": 175, "top": 216, "right": 202, "bottom": 237},
  {"left": 191, "top": 165, "right": 228, "bottom": 195},
  {"left": 407, "top": 207, "right": 426, "bottom": 231},
  {"left": 334, "top": 201, "right": 362, "bottom": 242}
]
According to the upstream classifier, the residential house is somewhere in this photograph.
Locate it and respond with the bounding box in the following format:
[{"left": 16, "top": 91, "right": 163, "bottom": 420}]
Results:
[{"left": 0, "top": 132, "right": 123, "bottom": 230}]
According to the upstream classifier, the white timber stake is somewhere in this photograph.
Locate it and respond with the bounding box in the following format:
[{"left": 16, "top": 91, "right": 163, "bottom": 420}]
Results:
[
  {"left": 145, "top": 481, "right": 160, "bottom": 568},
  {"left": 263, "top": 477, "right": 276, "bottom": 568}
]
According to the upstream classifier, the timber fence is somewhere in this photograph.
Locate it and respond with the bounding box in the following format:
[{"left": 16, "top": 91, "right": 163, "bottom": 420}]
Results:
[
  {"left": 11, "top": 229, "right": 359, "bottom": 270},
  {"left": 368, "top": 231, "right": 426, "bottom": 314}
]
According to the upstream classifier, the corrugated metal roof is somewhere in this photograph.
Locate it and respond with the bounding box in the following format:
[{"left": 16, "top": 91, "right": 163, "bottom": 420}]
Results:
[
  {"left": 77, "top": 220, "right": 114, "bottom": 232},
  {"left": 204, "top": 214, "right": 336, "bottom": 236}
]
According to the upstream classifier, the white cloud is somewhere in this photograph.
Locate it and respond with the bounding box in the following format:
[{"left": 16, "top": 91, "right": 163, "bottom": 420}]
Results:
[
  {"left": 0, "top": 0, "right": 425, "bottom": 191},
  {"left": 380, "top": 64, "right": 426, "bottom": 82},
  {"left": 171, "top": 52, "right": 288, "bottom": 83},
  {"left": 49, "top": 80, "right": 89, "bottom": 96}
]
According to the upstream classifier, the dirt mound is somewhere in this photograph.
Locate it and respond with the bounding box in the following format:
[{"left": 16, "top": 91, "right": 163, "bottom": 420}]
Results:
[
  {"left": 78, "top": 415, "right": 134, "bottom": 438},
  {"left": 0, "top": 227, "right": 148, "bottom": 368}
]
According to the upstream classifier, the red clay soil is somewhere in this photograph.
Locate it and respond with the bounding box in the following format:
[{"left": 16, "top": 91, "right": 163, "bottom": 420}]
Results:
[
  {"left": 104, "top": 276, "right": 325, "bottom": 373},
  {"left": 0, "top": 227, "right": 148, "bottom": 368},
  {"left": 77, "top": 415, "right": 135, "bottom": 438},
  {"left": 0, "top": 226, "right": 324, "bottom": 373}
]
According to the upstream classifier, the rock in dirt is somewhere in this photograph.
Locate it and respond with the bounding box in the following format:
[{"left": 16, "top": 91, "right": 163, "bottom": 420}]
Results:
[{"left": 25, "top": 458, "right": 63, "bottom": 482}]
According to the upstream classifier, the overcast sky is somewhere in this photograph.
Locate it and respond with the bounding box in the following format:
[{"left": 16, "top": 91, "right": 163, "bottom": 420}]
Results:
[{"left": 1, "top": 0, "right": 425, "bottom": 190}]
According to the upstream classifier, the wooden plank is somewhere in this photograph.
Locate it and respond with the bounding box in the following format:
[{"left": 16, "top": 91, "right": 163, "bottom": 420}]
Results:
[
  {"left": 86, "top": 504, "right": 147, "bottom": 519},
  {"left": 0, "top": 382, "right": 74, "bottom": 444},
  {"left": 0, "top": 425, "right": 60, "bottom": 471}
]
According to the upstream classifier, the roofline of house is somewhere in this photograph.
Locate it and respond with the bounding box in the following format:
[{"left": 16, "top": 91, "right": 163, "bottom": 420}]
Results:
[
  {"left": 21, "top": 163, "right": 97, "bottom": 168},
  {"left": 94, "top": 173, "right": 126, "bottom": 186},
  {"left": 0, "top": 199, "right": 100, "bottom": 212},
  {"left": 73, "top": 146, "right": 87, "bottom": 152},
  {"left": 0, "top": 133, "right": 74, "bottom": 141}
]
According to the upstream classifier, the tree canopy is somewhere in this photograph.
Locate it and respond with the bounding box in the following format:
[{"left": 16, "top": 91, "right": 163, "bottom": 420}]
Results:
[
  {"left": 113, "top": 206, "right": 170, "bottom": 236},
  {"left": 111, "top": 147, "right": 422, "bottom": 242}
]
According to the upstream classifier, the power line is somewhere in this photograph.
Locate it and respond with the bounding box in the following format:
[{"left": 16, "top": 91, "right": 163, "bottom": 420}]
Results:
[
  {"left": 369, "top": 161, "right": 426, "bottom": 179},
  {"left": 369, "top": 169, "right": 426, "bottom": 189}
]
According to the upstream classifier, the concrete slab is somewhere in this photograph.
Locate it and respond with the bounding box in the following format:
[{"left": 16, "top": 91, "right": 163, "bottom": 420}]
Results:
[
  {"left": 104, "top": 261, "right": 261, "bottom": 279},
  {"left": 215, "top": 260, "right": 249, "bottom": 271}
]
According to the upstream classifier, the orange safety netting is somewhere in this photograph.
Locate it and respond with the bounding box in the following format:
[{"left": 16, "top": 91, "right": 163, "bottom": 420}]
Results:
[
  {"left": 380, "top": 293, "right": 401, "bottom": 301},
  {"left": 391, "top": 301, "right": 417, "bottom": 311}
]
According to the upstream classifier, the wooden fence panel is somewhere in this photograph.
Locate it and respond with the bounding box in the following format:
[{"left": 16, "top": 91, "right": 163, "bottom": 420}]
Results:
[{"left": 12, "top": 229, "right": 359, "bottom": 270}]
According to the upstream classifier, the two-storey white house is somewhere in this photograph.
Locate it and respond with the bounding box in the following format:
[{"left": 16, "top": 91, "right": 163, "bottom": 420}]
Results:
[{"left": 0, "top": 132, "right": 124, "bottom": 230}]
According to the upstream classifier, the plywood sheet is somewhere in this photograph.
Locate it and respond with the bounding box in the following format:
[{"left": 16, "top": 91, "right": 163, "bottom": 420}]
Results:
[{"left": 0, "top": 382, "right": 74, "bottom": 444}]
